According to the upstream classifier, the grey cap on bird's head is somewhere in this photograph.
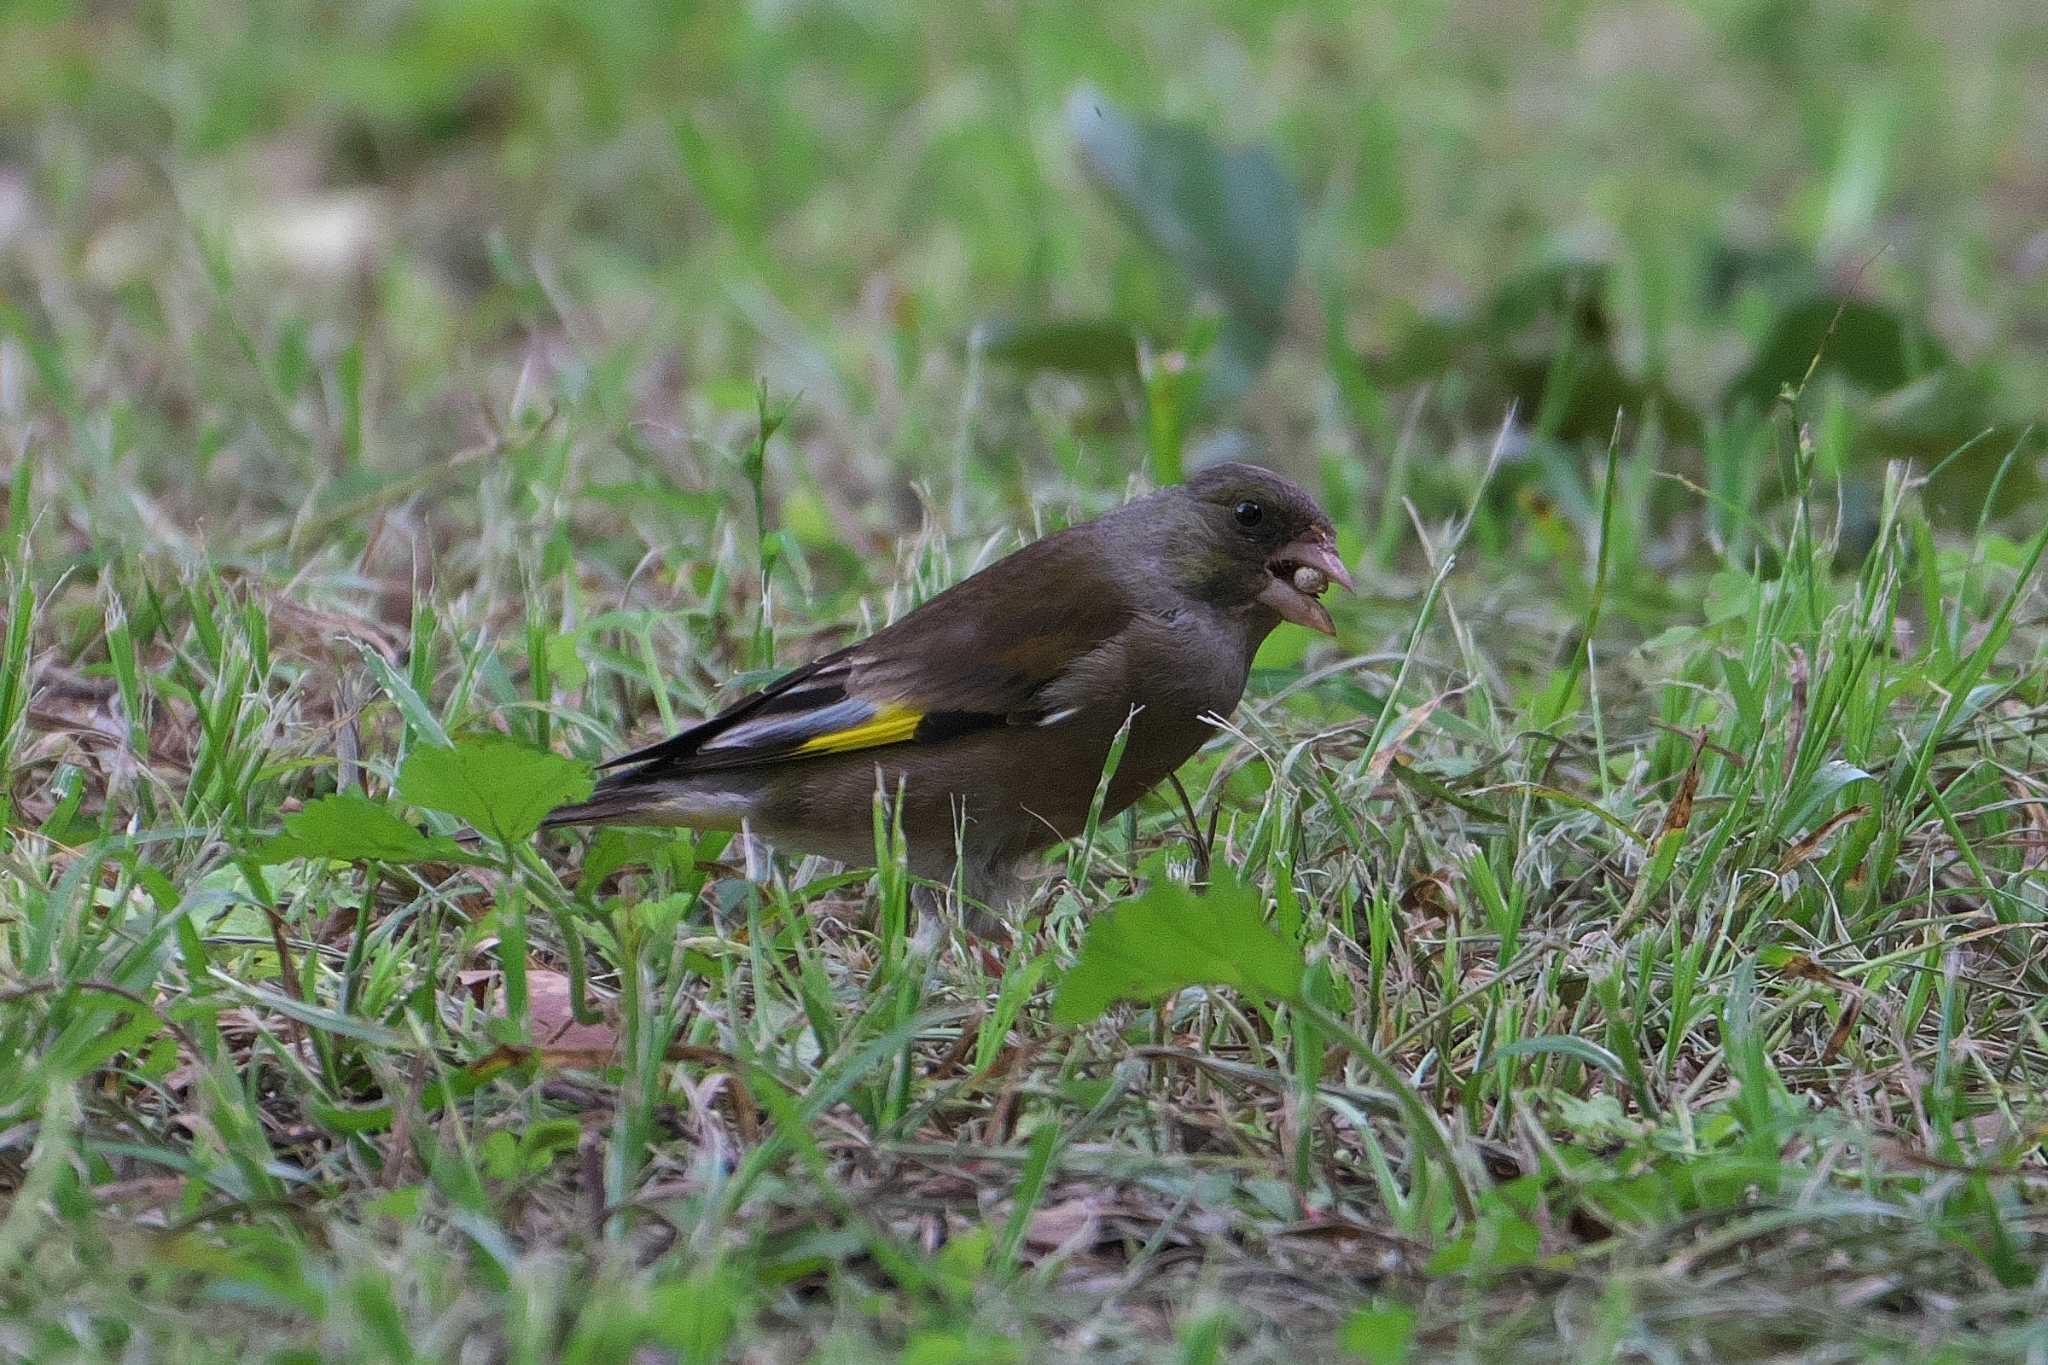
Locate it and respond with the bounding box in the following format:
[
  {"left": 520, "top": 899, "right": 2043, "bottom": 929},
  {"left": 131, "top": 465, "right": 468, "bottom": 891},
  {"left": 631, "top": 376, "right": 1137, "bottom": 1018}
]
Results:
[{"left": 1166, "top": 460, "right": 1354, "bottom": 635}]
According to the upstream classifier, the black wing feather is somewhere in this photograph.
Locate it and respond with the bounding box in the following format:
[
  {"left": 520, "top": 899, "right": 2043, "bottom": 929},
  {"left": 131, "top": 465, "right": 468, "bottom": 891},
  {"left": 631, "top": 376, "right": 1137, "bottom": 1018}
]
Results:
[
  {"left": 598, "top": 523, "right": 1135, "bottom": 780},
  {"left": 597, "top": 651, "right": 854, "bottom": 772}
]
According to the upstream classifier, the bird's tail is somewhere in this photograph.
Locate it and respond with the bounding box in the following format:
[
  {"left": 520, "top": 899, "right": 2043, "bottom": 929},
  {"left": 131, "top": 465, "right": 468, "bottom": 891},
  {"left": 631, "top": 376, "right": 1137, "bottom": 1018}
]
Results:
[
  {"left": 541, "top": 770, "right": 752, "bottom": 833},
  {"left": 540, "top": 787, "right": 655, "bottom": 830}
]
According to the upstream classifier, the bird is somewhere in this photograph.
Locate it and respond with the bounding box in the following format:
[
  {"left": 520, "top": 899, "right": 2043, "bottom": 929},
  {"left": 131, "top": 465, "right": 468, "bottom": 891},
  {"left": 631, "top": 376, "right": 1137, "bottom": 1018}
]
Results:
[{"left": 543, "top": 462, "right": 1352, "bottom": 921}]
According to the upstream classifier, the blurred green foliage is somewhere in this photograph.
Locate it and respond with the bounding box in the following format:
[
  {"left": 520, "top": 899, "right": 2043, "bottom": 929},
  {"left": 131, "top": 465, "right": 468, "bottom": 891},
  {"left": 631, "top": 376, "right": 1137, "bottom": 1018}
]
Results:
[{"left": 4, "top": 0, "right": 2044, "bottom": 540}]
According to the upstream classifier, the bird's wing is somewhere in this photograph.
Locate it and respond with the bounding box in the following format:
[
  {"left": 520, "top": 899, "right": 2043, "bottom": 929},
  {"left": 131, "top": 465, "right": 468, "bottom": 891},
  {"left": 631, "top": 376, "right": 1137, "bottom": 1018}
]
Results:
[{"left": 601, "top": 527, "right": 1137, "bottom": 778}]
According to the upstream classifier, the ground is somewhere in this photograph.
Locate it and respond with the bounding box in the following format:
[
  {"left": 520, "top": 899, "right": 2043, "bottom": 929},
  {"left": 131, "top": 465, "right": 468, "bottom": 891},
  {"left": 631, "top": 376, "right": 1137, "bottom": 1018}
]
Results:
[{"left": 3, "top": 2, "right": 2048, "bottom": 1361}]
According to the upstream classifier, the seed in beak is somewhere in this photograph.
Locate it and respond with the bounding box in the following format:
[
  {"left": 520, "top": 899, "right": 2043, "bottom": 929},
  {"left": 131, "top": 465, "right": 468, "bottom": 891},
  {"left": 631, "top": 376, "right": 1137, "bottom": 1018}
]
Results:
[{"left": 1292, "top": 564, "right": 1329, "bottom": 596}]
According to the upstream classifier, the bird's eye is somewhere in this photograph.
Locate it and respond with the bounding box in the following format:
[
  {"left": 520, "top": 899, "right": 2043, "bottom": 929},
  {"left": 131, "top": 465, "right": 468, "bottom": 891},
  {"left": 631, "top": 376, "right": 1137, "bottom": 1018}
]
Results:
[{"left": 1233, "top": 500, "right": 1263, "bottom": 528}]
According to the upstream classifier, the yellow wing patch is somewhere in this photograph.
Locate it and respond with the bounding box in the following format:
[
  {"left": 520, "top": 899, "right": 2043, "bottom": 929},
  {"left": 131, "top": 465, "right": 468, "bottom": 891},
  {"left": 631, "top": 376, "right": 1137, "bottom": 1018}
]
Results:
[{"left": 792, "top": 702, "right": 923, "bottom": 756}]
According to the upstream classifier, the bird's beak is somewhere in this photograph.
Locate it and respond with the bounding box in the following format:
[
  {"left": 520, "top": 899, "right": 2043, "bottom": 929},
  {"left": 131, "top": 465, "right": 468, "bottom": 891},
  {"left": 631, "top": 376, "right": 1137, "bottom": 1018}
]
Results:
[{"left": 1259, "top": 532, "right": 1355, "bottom": 637}]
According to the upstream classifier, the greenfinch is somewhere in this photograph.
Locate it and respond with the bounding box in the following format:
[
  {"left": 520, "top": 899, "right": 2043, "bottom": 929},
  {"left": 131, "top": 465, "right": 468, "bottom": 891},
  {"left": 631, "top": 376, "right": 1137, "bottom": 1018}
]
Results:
[{"left": 545, "top": 463, "right": 1350, "bottom": 912}]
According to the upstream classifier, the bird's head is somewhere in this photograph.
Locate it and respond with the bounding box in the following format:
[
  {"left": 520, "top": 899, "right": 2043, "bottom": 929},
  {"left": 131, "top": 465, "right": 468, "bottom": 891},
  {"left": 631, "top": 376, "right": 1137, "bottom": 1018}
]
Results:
[{"left": 1154, "top": 462, "right": 1354, "bottom": 636}]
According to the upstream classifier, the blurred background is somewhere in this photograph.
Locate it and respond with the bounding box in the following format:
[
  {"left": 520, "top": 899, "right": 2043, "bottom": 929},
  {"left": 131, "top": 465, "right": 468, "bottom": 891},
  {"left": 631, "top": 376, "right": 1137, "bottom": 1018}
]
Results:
[{"left": 2, "top": 0, "right": 2045, "bottom": 577}]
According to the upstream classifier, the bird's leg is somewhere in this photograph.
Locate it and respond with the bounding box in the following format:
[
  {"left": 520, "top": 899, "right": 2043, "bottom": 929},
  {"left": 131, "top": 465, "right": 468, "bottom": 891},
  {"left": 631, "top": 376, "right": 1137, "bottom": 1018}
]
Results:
[
  {"left": 909, "top": 882, "right": 952, "bottom": 953},
  {"left": 905, "top": 846, "right": 1024, "bottom": 941}
]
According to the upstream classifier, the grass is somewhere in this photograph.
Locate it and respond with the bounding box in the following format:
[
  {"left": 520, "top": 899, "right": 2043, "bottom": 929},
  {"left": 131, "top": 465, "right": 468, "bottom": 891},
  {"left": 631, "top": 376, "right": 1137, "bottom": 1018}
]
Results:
[{"left": 4, "top": 1, "right": 2048, "bottom": 1360}]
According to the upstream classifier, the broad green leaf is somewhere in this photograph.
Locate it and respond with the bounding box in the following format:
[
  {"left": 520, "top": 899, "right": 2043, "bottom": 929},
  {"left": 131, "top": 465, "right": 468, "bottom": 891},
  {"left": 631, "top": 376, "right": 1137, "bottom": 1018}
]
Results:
[
  {"left": 1067, "top": 86, "right": 1300, "bottom": 403},
  {"left": 480, "top": 1129, "right": 522, "bottom": 1180},
  {"left": 543, "top": 632, "right": 588, "bottom": 691},
  {"left": 1787, "top": 758, "right": 1876, "bottom": 830},
  {"left": 1703, "top": 569, "right": 1759, "bottom": 626},
  {"left": 253, "top": 792, "right": 481, "bottom": 865},
  {"left": 1251, "top": 616, "right": 1311, "bottom": 671},
  {"left": 1338, "top": 1302, "right": 1416, "bottom": 1364},
  {"left": 1200, "top": 311, "right": 1285, "bottom": 413},
  {"left": 1727, "top": 294, "right": 1949, "bottom": 411},
  {"left": 363, "top": 1186, "right": 423, "bottom": 1220},
  {"left": 1051, "top": 874, "right": 1302, "bottom": 1025},
  {"left": 1424, "top": 1209, "right": 1542, "bottom": 1274},
  {"left": 933, "top": 1224, "right": 992, "bottom": 1304},
  {"left": 1068, "top": 88, "right": 1299, "bottom": 333},
  {"left": 399, "top": 735, "right": 593, "bottom": 844},
  {"left": 646, "top": 1265, "right": 749, "bottom": 1362},
  {"left": 971, "top": 317, "right": 1140, "bottom": 378},
  {"left": 900, "top": 1329, "right": 1021, "bottom": 1365}
]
